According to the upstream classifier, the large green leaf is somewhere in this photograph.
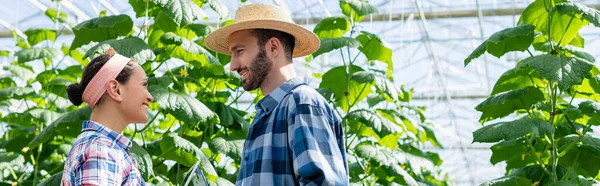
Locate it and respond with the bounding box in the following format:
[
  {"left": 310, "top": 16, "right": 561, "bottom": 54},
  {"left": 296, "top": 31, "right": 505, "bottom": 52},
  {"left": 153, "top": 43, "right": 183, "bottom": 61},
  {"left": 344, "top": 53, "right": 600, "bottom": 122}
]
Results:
[
  {"left": 313, "top": 17, "right": 351, "bottom": 39},
  {"left": 346, "top": 109, "right": 402, "bottom": 138},
  {"left": 15, "top": 48, "right": 61, "bottom": 63},
  {"left": 0, "top": 87, "right": 35, "bottom": 101},
  {"left": 152, "top": 0, "right": 206, "bottom": 26},
  {"left": 197, "top": 0, "right": 229, "bottom": 19},
  {"left": 548, "top": 180, "right": 598, "bottom": 186},
  {"left": 518, "top": 0, "right": 584, "bottom": 46},
  {"left": 160, "top": 33, "right": 223, "bottom": 74},
  {"left": 149, "top": 86, "right": 219, "bottom": 126},
  {"left": 351, "top": 71, "right": 399, "bottom": 102},
  {"left": 339, "top": 0, "right": 378, "bottom": 22},
  {"left": 356, "top": 143, "right": 400, "bottom": 166},
  {"left": 554, "top": 2, "right": 600, "bottom": 28},
  {"left": 312, "top": 37, "right": 360, "bottom": 58},
  {"left": 539, "top": 42, "right": 595, "bottom": 62},
  {"left": 356, "top": 31, "right": 393, "bottom": 78},
  {"left": 208, "top": 137, "right": 244, "bottom": 159},
  {"left": 473, "top": 118, "right": 554, "bottom": 143},
  {"left": 24, "top": 28, "right": 56, "bottom": 46},
  {"left": 84, "top": 37, "right": 156, "bottom": 63},
  {"left": 37, "top": 172, "right": 63, "bottom": 186},
  {"left": 579, "top": 101, "right": 600, "bottom": 121},
  {"left": 558, "top": 134, "right": 600, "bottom": 177},
  {"left": 475, "top": 86, "right": 545, "bottom": 122},
  {"left": 29, "top": 107, "right": 91, "bottom": 148},
  {"left": 480, "top": 176, "right": 532, "bottom": 186},
  {"left": 319, "top": 65, "right": 372, "bottom": 111},
  {"left": 491, "top": 67, "right": 546, "bottom": 95},
  {"left": 489, "top": 138, "right": 545, "bottom": 170},
  {"left": 28, "top": 108, "right": 62, "bottom": 127},
  {"left": 464, "top": 24, "right": 535, "bottom": 66},
  {"left": 380, "top": 164, "right": 419, "bottom": 186},
  {"left": 0, "top": 50, "right": 9, "bottom": 56},
  {"left": 520, "top": 54, "right": 593, "bottom": 91},
  {"left": 3, "top": 64, "right": 34, "bottom": 82},
  {"left": 70, "top": 14, "right": 134, "bottom": 50},
  {"left": 131, "top": 141, "right": 154, "bottom": 180},
  {"left": 159, "top": 132, "right": 216, "bottom": 174}
]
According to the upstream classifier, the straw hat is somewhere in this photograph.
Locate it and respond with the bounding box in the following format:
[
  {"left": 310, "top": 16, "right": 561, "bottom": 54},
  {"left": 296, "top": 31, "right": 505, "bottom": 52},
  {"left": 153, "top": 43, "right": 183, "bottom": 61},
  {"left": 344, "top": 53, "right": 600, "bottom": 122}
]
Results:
[{"left": 204, "top": 4, "right": 320, "bottom": 58}]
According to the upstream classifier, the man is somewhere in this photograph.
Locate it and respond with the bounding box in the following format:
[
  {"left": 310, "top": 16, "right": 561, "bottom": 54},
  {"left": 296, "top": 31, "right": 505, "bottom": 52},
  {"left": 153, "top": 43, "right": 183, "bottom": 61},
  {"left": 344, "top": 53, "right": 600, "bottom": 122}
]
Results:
[{"left": 205, "top": 4, "right": 349, "bottom": 186}]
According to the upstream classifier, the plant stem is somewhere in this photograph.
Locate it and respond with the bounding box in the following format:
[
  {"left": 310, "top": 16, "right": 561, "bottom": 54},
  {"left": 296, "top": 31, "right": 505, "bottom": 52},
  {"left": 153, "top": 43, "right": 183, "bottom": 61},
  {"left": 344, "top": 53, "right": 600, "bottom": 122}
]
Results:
[
  {"left": 525, "top": 137, "right": 552, "bottom": 175},
  {"left": 32, "top": 143, "right": 43, "bottom": 185},
  {"left": 559, "top": 122, "right": 593, "bottom": 157},
  {"left": 349, "top": 83, "right": 369, "bottom": 109},
  {"left": 347, "top": 123, "right": 363, "bottom": 150}
]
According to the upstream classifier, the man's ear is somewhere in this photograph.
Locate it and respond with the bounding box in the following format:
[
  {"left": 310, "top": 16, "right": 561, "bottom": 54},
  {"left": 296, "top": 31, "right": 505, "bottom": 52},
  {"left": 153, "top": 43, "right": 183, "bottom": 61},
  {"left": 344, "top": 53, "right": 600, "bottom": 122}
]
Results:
[
  {"left": 266, "top": 37, "right": 282, "bottom": 58},
  {"left": 105, "top": 80, "right": 123, "bottom": 102}
]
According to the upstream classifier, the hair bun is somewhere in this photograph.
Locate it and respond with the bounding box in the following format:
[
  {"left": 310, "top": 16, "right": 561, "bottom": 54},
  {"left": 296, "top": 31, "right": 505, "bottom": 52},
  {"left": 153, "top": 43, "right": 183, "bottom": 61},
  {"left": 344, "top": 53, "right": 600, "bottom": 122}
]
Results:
[{"left": 66, "top": 83, "right": 84, "bottom": 106}]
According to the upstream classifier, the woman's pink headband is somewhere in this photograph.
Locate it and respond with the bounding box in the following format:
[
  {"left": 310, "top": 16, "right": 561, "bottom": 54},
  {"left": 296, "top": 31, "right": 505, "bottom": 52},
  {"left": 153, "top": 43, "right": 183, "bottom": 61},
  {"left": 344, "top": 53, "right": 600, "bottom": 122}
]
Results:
[{"left": 82, "top": 53, "right": 131, "bottom": 107}]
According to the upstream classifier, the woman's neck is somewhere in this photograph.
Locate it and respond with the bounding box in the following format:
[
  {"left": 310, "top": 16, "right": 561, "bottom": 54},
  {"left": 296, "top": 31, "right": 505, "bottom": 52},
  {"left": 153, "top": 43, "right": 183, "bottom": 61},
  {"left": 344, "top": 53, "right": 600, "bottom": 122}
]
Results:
[{"left": 89, "top": 104, "right": 128, "bottom": 133}]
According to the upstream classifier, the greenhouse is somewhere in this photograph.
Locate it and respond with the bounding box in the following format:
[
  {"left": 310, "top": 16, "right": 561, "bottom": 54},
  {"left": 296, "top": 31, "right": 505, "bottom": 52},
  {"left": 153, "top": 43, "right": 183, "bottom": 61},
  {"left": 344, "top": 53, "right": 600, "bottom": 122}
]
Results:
[{"left": 1, "top": 0, "right": 600, "bottom": 185}]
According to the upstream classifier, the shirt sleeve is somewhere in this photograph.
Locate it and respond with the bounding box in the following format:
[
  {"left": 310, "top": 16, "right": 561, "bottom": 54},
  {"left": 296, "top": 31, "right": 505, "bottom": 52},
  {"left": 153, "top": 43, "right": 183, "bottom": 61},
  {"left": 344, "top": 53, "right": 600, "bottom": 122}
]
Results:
[
  {"left": 288, "top": 104, "right": 349, "bottom": 186},
  {"left": 74, "top": 142, "right": 125, "bottom": 186}
]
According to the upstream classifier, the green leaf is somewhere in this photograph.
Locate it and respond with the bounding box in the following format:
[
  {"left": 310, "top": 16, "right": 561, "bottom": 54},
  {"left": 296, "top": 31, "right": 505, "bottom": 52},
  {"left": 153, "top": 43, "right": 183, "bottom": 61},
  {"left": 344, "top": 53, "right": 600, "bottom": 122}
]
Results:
[
  {"left": 312, "top": 37, "right": 360, "bottom": 58},
  {"left": 381, "top": 164, "right": 419, "bottom": 186},
  {"left": 0, "top": 77, "right": 16, "bottom": 89},
  {"left": 62, "top": 45, "right": 89, "bottom": 65},
  {"left": 491, "top": 67, "right": 546, "bottom": 95},
  {"left": 0, "top": 50, "right": 9, "bottom": 56},
  {"left": 352, "top": 71, "right": 399, "bottom": 102},
  {"left": 570, "top": 33, "right": 585, "bottom": 48},
  {"left": 548, "top": 179, "right": 599, "bottom": 186},
  {"left": 45, "top": 8, "right": 68, "bottom": 23},
  {"left": 149, "top": 86, "right": 219, "bottom": 126},
  {"left": 356, "top": 31, "right": 393, "bottom": 79},
  {"left": 28, "top": 108, "right": 62, "bottom": 126},
  {"left": 313, "top": 17, "right": 351, "bottom": 39},
  {"left": 187, "top": 24, "right": 215, "bottom": 37},
  {"left": 131, "top": 141, "right": 154, "bottom": 180},
  {"left": 480, "top": 176, "right": 532, "bottom": 186},
  {"left": 346, "top": 109, "right": 402, "bottom": 138},
  {"left": 161, "top": 33, "right": 223, "bottom": 74},
  {"left": 464, "top": 24, "right": 535, "bottom": 66},
  {"left": 24, "top": 28, "right": 57, "bottom": 46},
  {"left": 3, "top": 64, "right": 34, "bottom": 82},
  {"left": 0, "top": 87, "right": 35, "bottom": 101},
  {"left": 539, "top": 42, "right": 595, "bottom": 62},
  {"left": 554, "top": 2, "right": 600, "bottom": 27},
  {"left": 84, "top": 37, "right": 156, "bottom": 63},
  {"left": 356, "top": 143, "right": 400, "bottom": 166},
  {"left": 475, "top": 86, "right": 545, "bottom": 122},
  {"left": 489, "top": 138, "right": 542, "bottom": 170},
  {"left": 319, "top": 65, "right": 372, "bottom": 111},
  {"left": 208, "top": 137, "right": 244, "bottom": 159},
  {"left": 37, "top": 172, "right": 63, "bottom": 186},
  {"left": 152, "top": 0, "right": 206, "bottom": 26},
  {"left": 70, "top": 14, "right": 134, "bottom": 50},
  {"left": 0, "top": 151, "right": 25, "bottom": 170},
  {"left": 558, "top": 135, "right": 600, "bottom": 177},
  {"left": 473, "top": 118, "right": 554, "bottom": 143},
  {"left": 367, "top": 94, "right": 386, "bottom": 107},
  {"left": 579, "top": 101, "right": 600, "bottom": 120},
  {"left": 519, "top": 0, "right": 583, "bottom": 46},
  {"left": 159, "top": 132, "right": 216, "bottom": 174},
  {"left": 15, "top": 48, "right": 61, "bottom": 63},
  {"left": 339, "top": 0, "right": 378, "bottom": 22},
  {"left": 13, "top": 30, "right": 30, "bottom": 49},
  {"left": 29, "top": 107, "right": 91, "bottom": 148},
  {"left": 520, "top": 54, "right": 593, "bottom": 91}
]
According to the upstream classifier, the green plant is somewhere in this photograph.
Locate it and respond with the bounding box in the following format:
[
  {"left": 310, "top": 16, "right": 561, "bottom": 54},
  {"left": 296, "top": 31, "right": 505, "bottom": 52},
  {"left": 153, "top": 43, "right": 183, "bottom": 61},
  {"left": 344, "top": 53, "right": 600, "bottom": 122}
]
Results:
[
  {"left": 0, "top": 0, "right": 448, "bottom": 185},
  {"left": 308, "top": 0, "right": 449, "bottom": 185},
  {"left": 465, "top": 0, "right": 600, "bottom": 185}
]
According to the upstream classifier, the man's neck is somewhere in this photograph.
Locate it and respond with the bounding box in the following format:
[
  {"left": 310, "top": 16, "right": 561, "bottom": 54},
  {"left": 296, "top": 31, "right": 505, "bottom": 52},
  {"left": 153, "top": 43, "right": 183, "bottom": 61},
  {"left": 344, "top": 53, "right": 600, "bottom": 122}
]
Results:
[
  {"left": 90, "top": 103, "right": 128, "bottom": 133},
  {"left": 260, "top": 62, "right": 297, "bottom": 95}
]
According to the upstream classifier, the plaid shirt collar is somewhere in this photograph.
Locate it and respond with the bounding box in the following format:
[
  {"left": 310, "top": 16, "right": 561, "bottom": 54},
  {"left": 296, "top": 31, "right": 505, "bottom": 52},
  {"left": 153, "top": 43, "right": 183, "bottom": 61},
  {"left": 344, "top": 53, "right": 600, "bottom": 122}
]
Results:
[
  {"left": 256, "top": 76, "right": 307, "bottom": 114},
  {"left": 81, "top": 120, "right": 132, "bottom": 150}
]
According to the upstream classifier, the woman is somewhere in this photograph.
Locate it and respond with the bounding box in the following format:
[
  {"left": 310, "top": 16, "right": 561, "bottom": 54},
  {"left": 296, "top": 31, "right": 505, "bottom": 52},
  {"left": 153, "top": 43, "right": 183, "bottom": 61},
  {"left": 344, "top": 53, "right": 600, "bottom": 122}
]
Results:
[{"left": 61, "top": 49, "right": 153, "bottom": 186}]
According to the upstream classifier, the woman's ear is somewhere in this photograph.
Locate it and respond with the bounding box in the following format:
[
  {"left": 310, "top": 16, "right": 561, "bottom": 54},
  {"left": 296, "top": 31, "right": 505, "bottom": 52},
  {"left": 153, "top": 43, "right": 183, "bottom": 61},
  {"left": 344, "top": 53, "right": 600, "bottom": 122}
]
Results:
[{"left": 105, "top": 79, "right": 123, "bottom": 102}]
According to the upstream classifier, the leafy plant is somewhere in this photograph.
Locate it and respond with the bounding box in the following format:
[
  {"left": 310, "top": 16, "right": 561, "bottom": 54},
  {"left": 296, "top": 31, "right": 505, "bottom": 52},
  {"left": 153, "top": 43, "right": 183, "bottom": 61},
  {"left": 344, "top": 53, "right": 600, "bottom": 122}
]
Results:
[
  {"left": 465, "top": 0, "right": 600, "bottom": 185},
  {"left": 0, "top": 0, "right": 448, "bottom": 185}
]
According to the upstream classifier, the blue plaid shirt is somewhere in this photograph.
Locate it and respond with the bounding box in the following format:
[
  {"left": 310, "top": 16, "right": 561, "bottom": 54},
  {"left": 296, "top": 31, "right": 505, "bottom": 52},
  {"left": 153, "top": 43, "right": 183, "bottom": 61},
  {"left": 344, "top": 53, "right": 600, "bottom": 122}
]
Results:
[{"left": 236, "top": 77, "right": 349, "bottom": 186}]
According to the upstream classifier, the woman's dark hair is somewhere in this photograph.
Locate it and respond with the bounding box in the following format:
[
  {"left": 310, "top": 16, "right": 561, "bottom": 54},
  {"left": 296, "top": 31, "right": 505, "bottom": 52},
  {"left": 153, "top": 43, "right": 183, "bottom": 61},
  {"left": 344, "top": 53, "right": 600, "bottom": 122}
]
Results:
[{"left": 66, "top": 54, "right": 135, "bottom": 106}]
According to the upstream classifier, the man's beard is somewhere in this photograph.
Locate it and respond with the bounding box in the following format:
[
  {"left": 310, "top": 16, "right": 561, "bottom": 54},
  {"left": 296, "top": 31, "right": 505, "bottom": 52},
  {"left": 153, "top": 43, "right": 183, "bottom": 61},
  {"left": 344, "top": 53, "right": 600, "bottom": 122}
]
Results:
[{"left": 241, "top": 47, "right": 272, "bottom": 91}]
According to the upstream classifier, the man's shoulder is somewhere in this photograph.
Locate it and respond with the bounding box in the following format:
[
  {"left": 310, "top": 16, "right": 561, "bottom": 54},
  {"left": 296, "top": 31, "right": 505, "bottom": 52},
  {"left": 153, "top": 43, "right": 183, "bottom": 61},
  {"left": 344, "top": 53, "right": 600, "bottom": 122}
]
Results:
[{"left": 287, "top": 85, "right": 329, "bottom": 106}]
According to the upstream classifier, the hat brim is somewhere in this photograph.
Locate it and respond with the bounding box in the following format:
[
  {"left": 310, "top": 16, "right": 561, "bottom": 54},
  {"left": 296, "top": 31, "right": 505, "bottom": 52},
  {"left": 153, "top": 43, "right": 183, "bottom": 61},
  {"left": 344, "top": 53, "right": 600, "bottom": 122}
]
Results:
[{"left": 204, "top": 20, "right": 320, "bottom": 58}]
